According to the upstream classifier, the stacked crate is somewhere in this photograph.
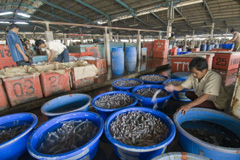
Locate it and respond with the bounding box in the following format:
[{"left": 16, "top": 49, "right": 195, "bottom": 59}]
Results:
[
  {"left": 0, "top": 45, "right": 16, "bottom": 69},
  {"left": 143, "top": 42, "right": 153, "bottom": 57},
  {"left": 153, "top": 40, "right": 169, "bottom": 58}
]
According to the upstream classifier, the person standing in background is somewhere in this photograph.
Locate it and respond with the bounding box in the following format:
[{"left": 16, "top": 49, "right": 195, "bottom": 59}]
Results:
[
  {"left": 6, "top": 24, "right": 29, "bottom": 66},
  {"left": 225, "top": 29, "right": 240, "bottom": 51},
  {"left": 35, "top": 40, "right": 69, "bottom": 63}
]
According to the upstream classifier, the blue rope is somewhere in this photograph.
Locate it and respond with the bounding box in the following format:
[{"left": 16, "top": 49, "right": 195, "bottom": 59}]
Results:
[{"left": 50, "top": 0, "right": 55, "bottom": 21}]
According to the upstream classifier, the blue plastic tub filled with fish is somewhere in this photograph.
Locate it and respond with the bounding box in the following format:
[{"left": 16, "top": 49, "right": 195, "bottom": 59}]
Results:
[
  {"left": 163, "top": 79, "right": 192, "bottom": 102},
  {"left": 152, "top": 152, "right": 210, "bottom": 160},
  {"left": 41, "top": 94, "right": 91, "bottom": 118},
  {"left": 27, "top": 111, "right": 104, "bottom": 160},
  {"left": 92, "top": 91, "right": 138, "bottom": 121},
  {"left": 105, "top": 107, "right": 176, "bottom": 160},
  {"left": 132, "top": 85, "right": 172, "bottom": 110},
  {"left": 0, "top": 113, "right": 38, "bottom": 160},
  {"left": 140, "top": 74, "right": 168, "bottom": 84},
  {"left": 174, "top": 108, "right": 240, "bottom": 160},
  {"left": 112, "top": 78, "right": 143, "bottom": 92}
]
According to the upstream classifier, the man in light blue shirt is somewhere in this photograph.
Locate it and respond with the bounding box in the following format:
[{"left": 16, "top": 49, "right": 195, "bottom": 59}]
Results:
[{"left": 6, "top": 24, "right": 29, "bottom": 66}]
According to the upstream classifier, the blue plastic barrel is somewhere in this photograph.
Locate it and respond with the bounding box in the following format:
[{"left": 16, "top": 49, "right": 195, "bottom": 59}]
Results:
[
  {"left": 152, "top": 152, "right": 210, "bottom": 160},
  {"left": 132, "top": 85, "right": 172, "bottom": 109},
  {"left": 200, "top": 44, "right": 207, "bottom": 51},
  {"left": 28, "top": 112, "right": 104, "bottom": 160},
  {"left": 163, "top": 79, "right": 192, "bottom": 102},
  {"left": 214, "top": 44, "right": 219, "bottom": 49},
  {"left": 105, "top": 107, "right": 176, "bottom": 160},
  {"left": 181, "top": 51, "right": 191, "bottom": 55},
  {"left": 221, "top": 44, "right": 234, "bottom": 49},
  {"left": 125, "top": 46, "right": 137, "bottom": 72},
  {"left": 0, "top": 113, "right": 38, "bottom": 160},
  {"left": 171, "top": 72, "right": 191, "bottom": 80},
  {"left": 174, "top": 108, "right": 240, "bottom": 160},
  {"left": 177, "top": 48, "right": 182, "bottom": 55},
  {"left": 112, "top": 78, "right": 143, "bottom": 92},
  {"left": 140, "top": 74, "right": 169, "bottom": 84},
  {"left": 206, "top": 44, "right": 212, "bottom": 51},
  {"left": 111, "top": 47, "right": 124, "bottom": 75},
  {"left": 92, "top": 91, "right": 138, "bottom": 121},
  {"left": 41, "top": 94, "right": 91, "bottom": 118}
]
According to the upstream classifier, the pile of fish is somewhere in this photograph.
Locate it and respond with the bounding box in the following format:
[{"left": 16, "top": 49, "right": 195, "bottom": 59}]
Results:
[
  {"left": 110, "top": 111, "right": 169, "bottom": 146},
  {"left": 136, "top": 88, "right": 168, "bottom": 98},
  {"left": 164, "top": 80, "right": 183, "bottom": 86},
  {"left": 141, "top": 75, "right": 167, "bottom": 82},
  {"left": 0, "top": 123, "right": 30, "bottom": 144},
  {"left": 114, "top": 80, "right": 141, "bottom": 87},
  {"left": 37, "top": 119, "right": 98, "bottom": 155},
  {"left": 95, "top": 93, "right": 134, "bottom": 109}
]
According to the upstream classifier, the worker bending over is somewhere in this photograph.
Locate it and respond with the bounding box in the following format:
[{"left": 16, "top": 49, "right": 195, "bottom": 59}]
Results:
[
  {"left": 226, "top": 29, "right": 240, "bottom": 51},
  {"left": 35, "top": 40, "right": 69, "bottom": 63},
  {"left": 165, "top": 57, "right": 228, "bottom": 114}
]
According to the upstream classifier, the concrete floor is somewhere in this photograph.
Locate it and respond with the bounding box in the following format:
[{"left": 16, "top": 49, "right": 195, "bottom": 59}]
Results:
[{"left": 18, "top": 60, "right": 238, "bottom": 160}]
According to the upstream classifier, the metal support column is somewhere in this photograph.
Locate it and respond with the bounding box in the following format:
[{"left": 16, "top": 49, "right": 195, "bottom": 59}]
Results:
[
  {"left": 158, "top": 32, "right": 162, "bottom": 39},
  {"left": 64, "top": 33, "right": 68, "bottom": 46},
  {"left": 104, "top": 28, "right": 111, "bottom": 66},
  {"left": 45, "top": 23, "right": 54, "bottom": 42},
  {"left": 210, "top": 23, "right": 215, "bottom": 39},
  {"left": 183, "top": 35, "right": 187, "bottom": 51},
  {"left": 137, "top": 30, "right": 142, "bottom": 61},
  {"left": 167, "top": 0, "right": 174, "bottom": 38}
]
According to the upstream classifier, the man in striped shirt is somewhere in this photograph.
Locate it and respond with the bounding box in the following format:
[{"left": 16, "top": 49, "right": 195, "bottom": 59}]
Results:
[{"left": 6, "top": 24, "right": 29, "bottom": 66}]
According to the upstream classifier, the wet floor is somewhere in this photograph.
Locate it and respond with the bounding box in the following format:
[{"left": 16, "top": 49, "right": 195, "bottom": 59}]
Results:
[{"left": 18, "top": 58, "right": 239, "bottom": 160}]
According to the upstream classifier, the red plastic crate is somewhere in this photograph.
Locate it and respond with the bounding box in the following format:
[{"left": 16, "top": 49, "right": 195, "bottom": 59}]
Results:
[
  {"left": 3, "top": 74, "right": 43, "bottom": 106},
  {"left": 153, "top": 48, "right": 168, "bottom": 58},
  {"left": 212, "top": 52, "right": 240, "bottom": 70},
  {"left": 71, "top": 76, "right": 94, "bottom": 89},
  {"left": 69, "top": 52, "right": 94, "bottom": 57},
  {"left": 86, "top": 47, "right": 99, "bottom": 57},
  {"left": 210, "top": 48, "right": 232, "bottom": 52},
  {"left": 217, "top": 69, "right": 238, "bottom": 86},
  {"left": 86, "top": 58, "right": 107, "bottom": 75},
  {"left": 40, "top": 69, "right": 71, "bottom": 97},
  {"left": 69, "top": 53, "right": 81, "bottom": 57},
  {"left": 191, "top": 48, "right": 200, "bottom": 52},
  {"left": 0, "top": 61, "right": 17, "bottom": 70},
  {"left": 0, "top": 79, "right": 9, "bottom": 110},
  {"left": 171, "top": 54, "right": 213, "bottom": 72},
  {"left": 0, "top": 45, "right": 13, "bottom": 61},
  {"left": 153, "top": 40, "right": 169, "bottom": 50},
  {"left": 143, "top": 42, "right": 153, "bottom": 57},
  {"left": 171, "top": 47, "right": 178, "bottom": 56}
]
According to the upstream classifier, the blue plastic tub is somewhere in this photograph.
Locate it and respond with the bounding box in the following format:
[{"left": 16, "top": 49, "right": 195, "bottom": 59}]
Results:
[
  {"left": 174, "top": 108, "right": 240, "bottom": 160},
  {"left": 206, "top": 44, "right": 213, "bottom": 51},
  {"left": 181, "top": 51, "right": 191, "bottom": 55},
  {"left": 32, "top": 55, "right": 48, "bottom": 64},
  {"left": 163, "top": 79, "right": 192, "bottom": 102},
  {"left": 0, "top": 113, "right": 38, "bottom": 160},
  {"left": 152, "top": 152, "right": 210, "bottom": 160},
  {"left": 171, "top": 72, "right": 191, "bottom": 80},
  {"left": 105, "top": 107, "right": 176, "bottom": 160},
  {"left": 140, "top": 74, "right": 169, "bottom": 84},
  {"left": 112, "top": 78, "right": 144, "bottom": 92},
  {"left": 28, "top": 112, "right": 104, "bottom": 160},
  {"left": 177, "top": 48, "right": 182, "bottom": 55},
  {"left": 221, "top": 44, "right": 234, "bottom": 49},
  {"left": 92, "top": 91, "right": 138, "bottom": 121},
  {"left": 132, "top": 85, "right": 172, "bottom": 109},
  {"left": 111, "top": 47, "right": 124, "bottom": 75},
  {"left": 41, "top": 94, "right": 91, "bottom": 118},
  {"left": 125, "top": 46, "right": 137, "bottom": 72}
]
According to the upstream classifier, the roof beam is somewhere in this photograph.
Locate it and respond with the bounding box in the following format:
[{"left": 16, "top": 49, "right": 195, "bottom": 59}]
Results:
[
  {"left": 74, "top": 0, "right": 110, "bottom": 20},
  {"left": 150, "top": 11, "right": 167, "bottom": 25},
  {"left": 174, "top": 7, "right": 193, "bottom": 29},
  {"left": 0, "top": 3, "right": 73, "bottom": 23},
  {"left": 203, "top": 0, "right": 214, "bottom": 21},
  {"left": 36, "top": 0, "right": 94, "bottom": 24}
]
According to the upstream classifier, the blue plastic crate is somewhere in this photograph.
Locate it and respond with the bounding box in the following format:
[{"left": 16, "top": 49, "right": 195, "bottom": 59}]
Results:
[{"left": 32, "top": 55, "right": 48, "bottom": 64}]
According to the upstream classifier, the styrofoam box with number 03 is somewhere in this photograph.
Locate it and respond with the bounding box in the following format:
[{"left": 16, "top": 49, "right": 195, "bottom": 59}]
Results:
[
  {"left": 0, "top": 79, "right": 9, "bottom": 110},
  {"left": 171, "top": 54, "right": 211, "bottom": 72},
  {"left": 71, "top": 64, "right": 98, "bottom": 89},
  {"left": 40, "top": 69, "right": 71, "bottom": 97},
  {"left": 212, "top": 52, "right": 240, "bottom": 70},
  {"left": 3, "top": 74, "right": 43, "bottom": 106}
]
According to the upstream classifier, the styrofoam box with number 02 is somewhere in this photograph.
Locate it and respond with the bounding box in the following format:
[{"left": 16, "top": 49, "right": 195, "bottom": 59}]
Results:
[
  {"left": 0, "top": 79, "right": 9, "bottom": 110},
  {"left": 212, "top": 52, "right": 240, "bottom": 70},
  {"left": 40, "top": 69, "right": 71, "bottom": 97},
  {"left": 3, "top": 74, "right": 43, "bottom": 106}
]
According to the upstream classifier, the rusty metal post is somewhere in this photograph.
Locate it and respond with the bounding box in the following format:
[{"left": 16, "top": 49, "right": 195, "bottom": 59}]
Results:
[
  {"left": 137, "top": 30, "right": 142, "bottom": 61},
  {"left": 104, "top": 28, "right": 111, "bottom": 66}
]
